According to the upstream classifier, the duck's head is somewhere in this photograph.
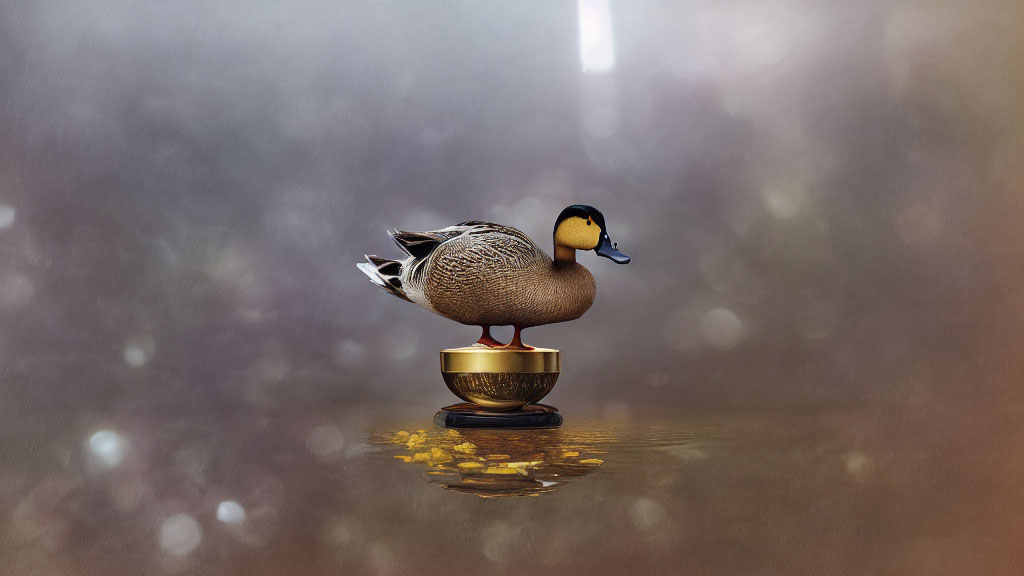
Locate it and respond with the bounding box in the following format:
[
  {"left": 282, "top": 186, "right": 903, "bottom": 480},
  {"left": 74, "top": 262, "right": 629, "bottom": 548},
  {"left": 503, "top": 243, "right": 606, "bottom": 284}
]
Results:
[{"left": 553, "top": 205, "right": 631, "bottom": 264}]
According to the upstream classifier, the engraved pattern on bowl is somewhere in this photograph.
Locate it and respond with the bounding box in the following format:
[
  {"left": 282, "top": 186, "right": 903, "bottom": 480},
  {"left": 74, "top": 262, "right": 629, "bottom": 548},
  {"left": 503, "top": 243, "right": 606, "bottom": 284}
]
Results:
[{"left": 442, "top": 372, "right": 559, "bottom": 410}]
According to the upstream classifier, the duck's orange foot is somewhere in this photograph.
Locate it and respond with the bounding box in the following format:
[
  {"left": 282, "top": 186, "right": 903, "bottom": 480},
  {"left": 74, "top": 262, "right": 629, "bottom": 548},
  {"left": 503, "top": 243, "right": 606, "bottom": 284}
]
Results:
[
  {"left": 497, "top": 342, "right": 535, "bottom": 351},
  {"left": 496, "top": 326, "right": 533, "bottom": 350}
]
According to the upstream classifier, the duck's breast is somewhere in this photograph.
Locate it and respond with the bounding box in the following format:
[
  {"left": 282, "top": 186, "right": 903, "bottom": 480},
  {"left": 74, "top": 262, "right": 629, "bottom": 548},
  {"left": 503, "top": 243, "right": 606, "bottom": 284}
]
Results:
[{"left": 526, "top": 263, "right": 596, "bottom": 326}]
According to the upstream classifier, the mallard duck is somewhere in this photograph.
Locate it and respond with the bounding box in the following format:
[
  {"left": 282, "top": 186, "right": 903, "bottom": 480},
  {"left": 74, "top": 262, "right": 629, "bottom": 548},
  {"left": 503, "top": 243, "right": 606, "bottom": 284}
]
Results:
[{"left": 357, "top": 204, "right": 630, "bottom": 349}]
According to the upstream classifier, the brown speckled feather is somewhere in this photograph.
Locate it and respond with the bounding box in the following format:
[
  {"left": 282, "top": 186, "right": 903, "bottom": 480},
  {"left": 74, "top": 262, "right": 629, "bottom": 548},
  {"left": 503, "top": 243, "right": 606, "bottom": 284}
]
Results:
[
  {"left": 359, "top": 220, "right": 601, "bottom": 328},
  {"left": 415, "top": 223, "right": 596, "bottom": 327}
]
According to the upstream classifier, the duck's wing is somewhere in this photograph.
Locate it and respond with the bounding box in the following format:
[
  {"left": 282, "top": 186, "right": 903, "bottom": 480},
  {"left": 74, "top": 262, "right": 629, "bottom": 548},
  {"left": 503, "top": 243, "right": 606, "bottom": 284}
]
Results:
[
  {"left": 463, "top": 223, "right": 541, "bottom": 259},
  {"left": 364, "top": 224, "right": 489, "bottom": 309},
  {"left": 414, "top": 223, "right": 549, "bottom": 324},
  {"left": 390, "top": 223, "right": 479, "bottom": 258},
  {"left": 361, "top": 221, "right": 548, "bottom": 321},
  {"left": 428, "top": 223, "right": 547, "bottom": 276}
]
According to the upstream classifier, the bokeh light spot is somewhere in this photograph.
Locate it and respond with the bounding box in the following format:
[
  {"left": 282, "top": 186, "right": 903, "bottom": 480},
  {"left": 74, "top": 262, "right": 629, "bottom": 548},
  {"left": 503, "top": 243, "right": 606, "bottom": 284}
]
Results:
[
  {"left": 481, "top": 522, "right": 517, "bottom": 564},
  {"left": 0, "top": 204, "right": 14, "bottom": 229},
  {"left": 122, "top": 335, "right": 155, "bottom": 367},
  {"left": 578, "top": 0, "right": 615, "bottom": 73},
  {"left": 762, "top": 181, "right": 806, "bottom": 219},
  {"left": 631, "top": 498, "right": 668, "bottom": 532},
  {"left": 159, "top": 513, "right": 202, "bottom": 556},
  {"left": 700, "top": 308, "right": 744, "bottom": 351},
  {"left": 123, "top": 346, "right": 147, "bottom": 367},
  {"left": 216, "top": 500, "right": 246, "bottom": 525},
  {"left": 334, "top": 339, "right": 368, "bottom": 367},
  {"left": 306, "top": 425, "right": 346, "bottom": 460},
  {"left": 845, "top": 451, "right": 870, "bottom": 476},
  {"left": 87, "top": 430, "right": 127, "bottom": 469}
]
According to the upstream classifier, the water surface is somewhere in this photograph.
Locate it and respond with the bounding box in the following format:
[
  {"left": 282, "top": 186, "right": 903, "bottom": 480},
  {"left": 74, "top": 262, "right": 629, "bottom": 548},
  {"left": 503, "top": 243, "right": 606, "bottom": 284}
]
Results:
[{"left": 5, "top": 407, "right": 1019, "bottom": 575}]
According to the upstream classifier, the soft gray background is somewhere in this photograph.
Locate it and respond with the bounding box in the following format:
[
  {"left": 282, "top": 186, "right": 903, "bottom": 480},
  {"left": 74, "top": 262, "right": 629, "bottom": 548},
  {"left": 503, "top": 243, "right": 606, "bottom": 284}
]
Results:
[{"left": 1, "top": 1, "right": 1022, "bottom": 574}]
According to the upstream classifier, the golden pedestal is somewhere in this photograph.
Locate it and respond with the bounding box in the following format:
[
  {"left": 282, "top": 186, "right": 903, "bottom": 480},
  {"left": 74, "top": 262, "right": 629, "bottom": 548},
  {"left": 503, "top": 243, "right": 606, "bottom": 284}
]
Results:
[{"left": 437, "top": 346, "right": 562, "bottom": 428}]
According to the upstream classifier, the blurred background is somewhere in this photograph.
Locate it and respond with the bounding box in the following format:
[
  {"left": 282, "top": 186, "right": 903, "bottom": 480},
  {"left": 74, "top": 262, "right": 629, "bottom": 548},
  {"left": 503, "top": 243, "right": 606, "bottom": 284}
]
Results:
[{"left": 1, "top": 0, "right": 1022, "bottom": 574}]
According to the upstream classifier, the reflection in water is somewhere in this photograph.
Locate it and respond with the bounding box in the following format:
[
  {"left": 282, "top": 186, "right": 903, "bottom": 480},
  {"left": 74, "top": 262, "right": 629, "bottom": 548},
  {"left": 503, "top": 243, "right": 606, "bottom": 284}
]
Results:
[{"left": 370, "top": 423, "right": 721, "bottom": 498}]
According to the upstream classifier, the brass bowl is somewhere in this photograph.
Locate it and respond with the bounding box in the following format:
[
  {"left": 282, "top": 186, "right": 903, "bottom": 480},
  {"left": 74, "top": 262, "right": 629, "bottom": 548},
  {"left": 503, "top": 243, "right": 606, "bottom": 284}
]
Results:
[{"left": 440, "top": 346, "right": 560, "bottom": 411}]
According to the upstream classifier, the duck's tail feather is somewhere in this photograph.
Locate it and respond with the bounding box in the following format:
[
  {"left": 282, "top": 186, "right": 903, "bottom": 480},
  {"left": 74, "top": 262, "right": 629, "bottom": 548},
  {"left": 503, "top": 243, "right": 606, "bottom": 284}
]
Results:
[
  {"left": 390, "top": 229, "right": 445, "bottom": 259},
  {"left": 358, "top": 255, "right": 413, "bottom": 302}
]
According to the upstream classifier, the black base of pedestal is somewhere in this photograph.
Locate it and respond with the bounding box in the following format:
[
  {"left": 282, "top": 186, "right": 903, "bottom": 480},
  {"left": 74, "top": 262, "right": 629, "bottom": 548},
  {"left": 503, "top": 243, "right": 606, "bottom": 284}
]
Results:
[{"left": 433, "top": 403, "right": 562, "bottom": 429}]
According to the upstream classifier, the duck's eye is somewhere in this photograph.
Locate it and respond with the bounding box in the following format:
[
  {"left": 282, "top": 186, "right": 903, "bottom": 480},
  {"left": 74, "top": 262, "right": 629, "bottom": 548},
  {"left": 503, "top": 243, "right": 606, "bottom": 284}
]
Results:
[{"left": 586, "top": 219, "right": 592, "bottom": 226}]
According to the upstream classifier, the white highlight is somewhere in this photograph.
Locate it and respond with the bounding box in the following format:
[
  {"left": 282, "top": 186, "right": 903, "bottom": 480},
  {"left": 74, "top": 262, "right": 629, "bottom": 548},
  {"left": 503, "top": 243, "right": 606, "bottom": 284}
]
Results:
[
  {"left": 159, "top": 513, "right": 202, "bottom": 556},
  {"left": 123, "top": 346, "right": 147, "bottom": 367},
  {"left": 88, "top": 430, "right": 127, "bottom": 469},
  {"left": 578, "top": 0, "right": 615, "bottom": 73},
  {"left": 216, "top": 500, "right": 246, "bottom": 525},
  {"left": 123, "top": 335, "right": 155, "bottom": 367},
  {"left": 0, "top": 204, "right": 14, "bottom": 229}
]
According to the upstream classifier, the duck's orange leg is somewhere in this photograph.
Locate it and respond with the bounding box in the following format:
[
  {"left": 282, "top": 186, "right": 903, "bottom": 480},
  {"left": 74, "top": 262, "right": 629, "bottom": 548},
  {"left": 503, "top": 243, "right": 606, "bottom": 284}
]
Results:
[
  {"left": 476, "top": 326, "right": 505, "bottom": 347},
  {"left": 501, "top": 325, "right": 534, "bottom": 350}
]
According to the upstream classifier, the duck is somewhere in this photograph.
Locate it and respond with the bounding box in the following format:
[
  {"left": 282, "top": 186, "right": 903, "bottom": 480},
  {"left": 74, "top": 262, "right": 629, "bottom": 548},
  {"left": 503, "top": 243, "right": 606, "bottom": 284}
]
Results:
[{"left": 357, "top": 204, "right": 630, "bottom": 349}]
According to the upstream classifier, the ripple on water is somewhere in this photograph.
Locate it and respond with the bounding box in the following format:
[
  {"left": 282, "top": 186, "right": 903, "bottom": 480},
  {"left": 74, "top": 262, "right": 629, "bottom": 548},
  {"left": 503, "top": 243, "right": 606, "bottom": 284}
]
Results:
[{"left": 368, "top": 421, "right": 723, "bottom": 498}]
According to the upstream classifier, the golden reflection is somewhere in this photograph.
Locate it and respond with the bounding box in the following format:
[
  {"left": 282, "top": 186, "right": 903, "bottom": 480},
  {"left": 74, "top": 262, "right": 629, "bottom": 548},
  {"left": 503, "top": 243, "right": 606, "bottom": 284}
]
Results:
[{"left": 370, "top": 427, "right": 618, "bottom": 498}]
